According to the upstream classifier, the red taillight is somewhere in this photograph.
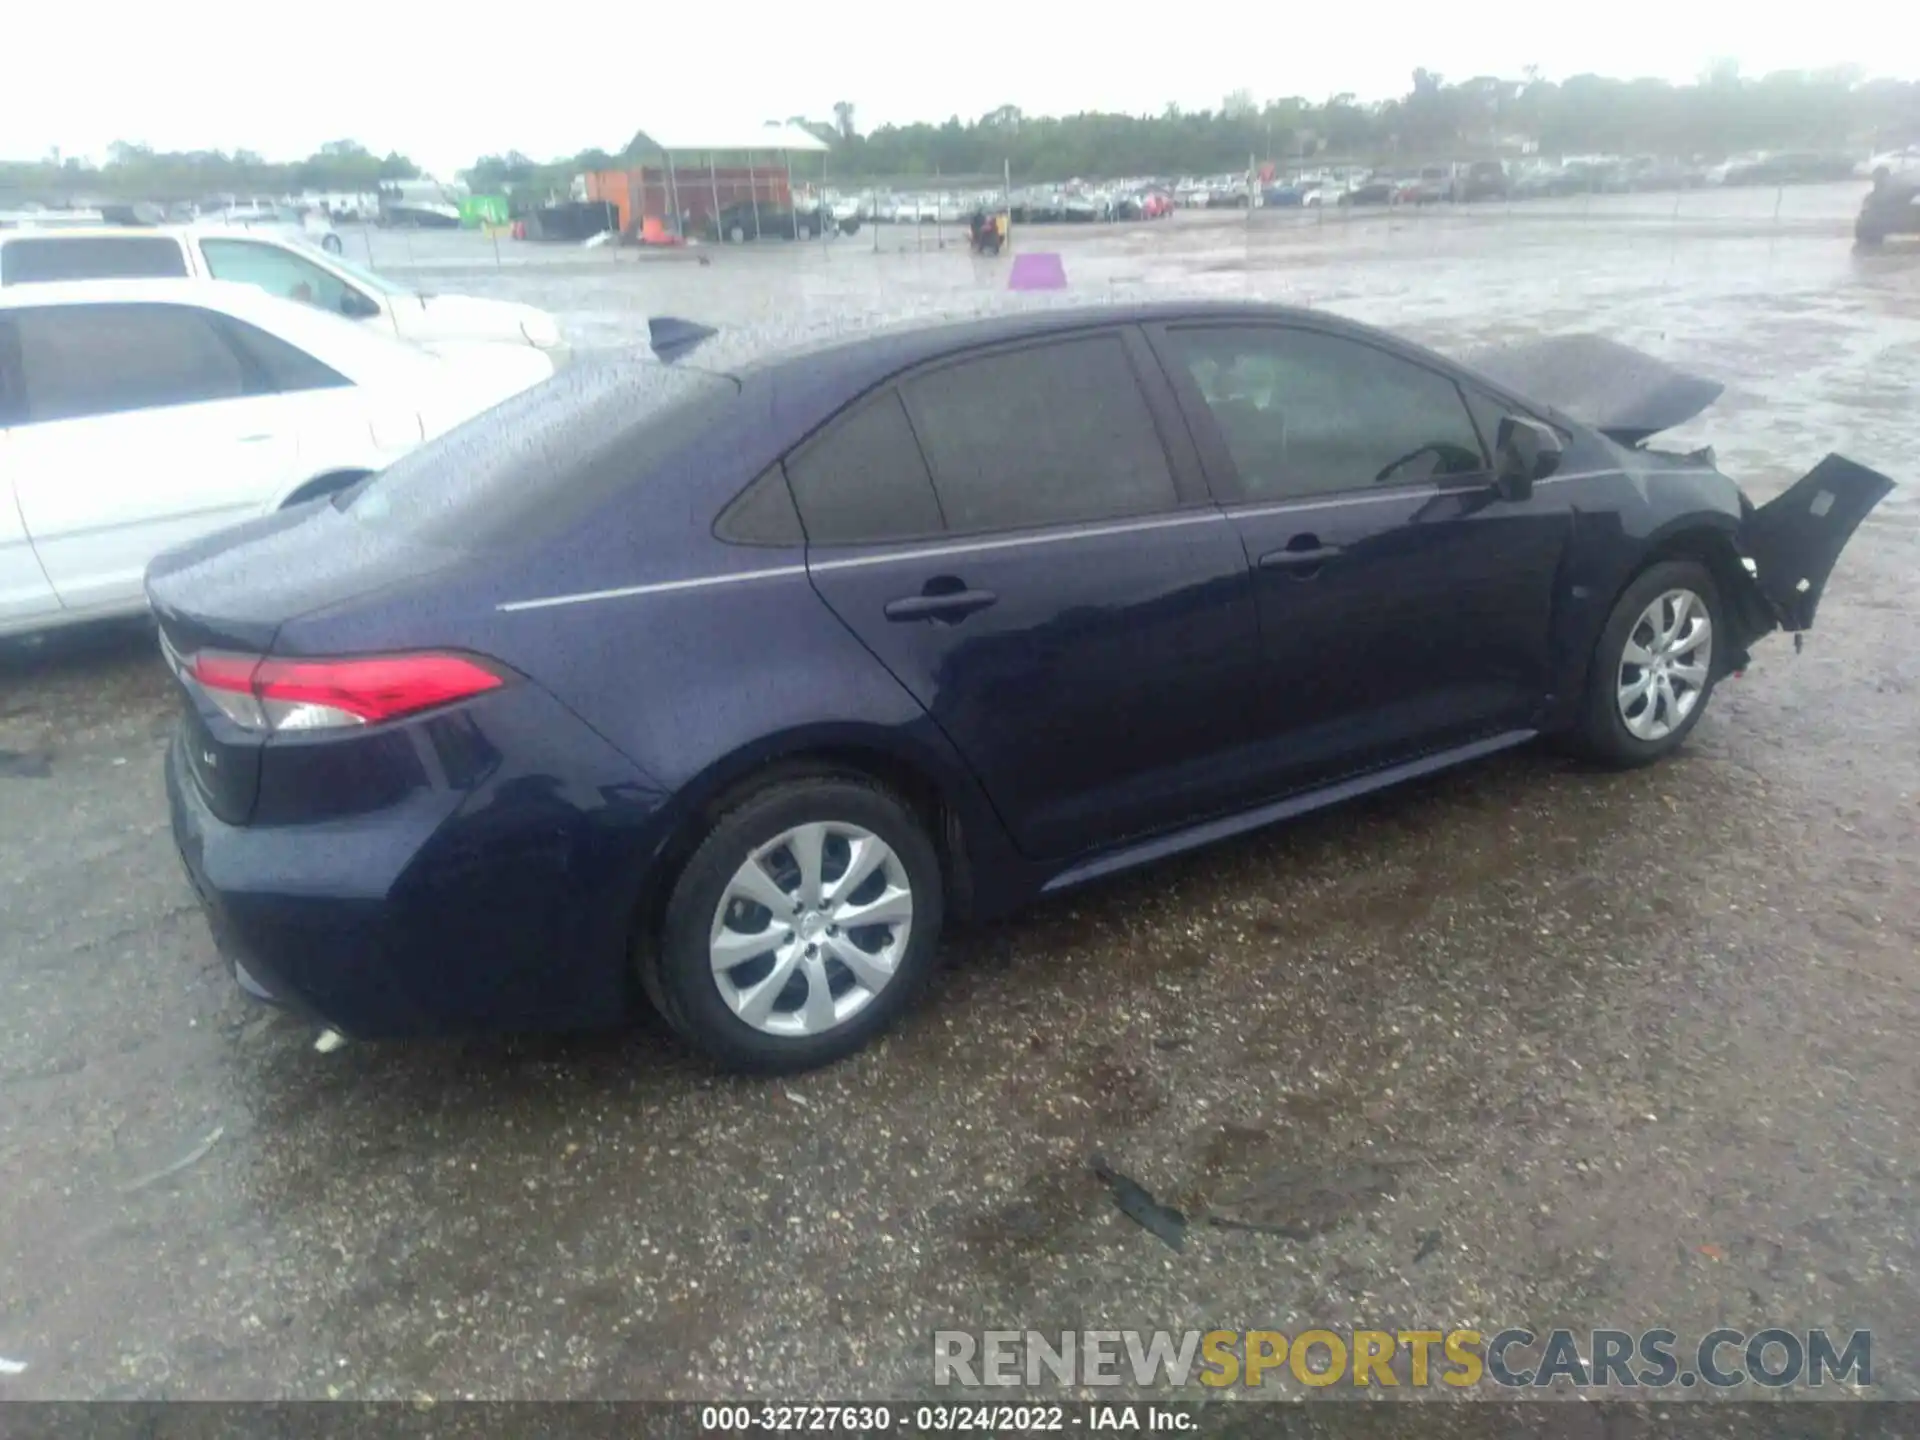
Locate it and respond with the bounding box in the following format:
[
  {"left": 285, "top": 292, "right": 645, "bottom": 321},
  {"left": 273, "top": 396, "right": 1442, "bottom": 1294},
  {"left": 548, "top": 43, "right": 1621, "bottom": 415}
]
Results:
[{"left": 187, "top": 651, "right": 504, "bottom": 732}]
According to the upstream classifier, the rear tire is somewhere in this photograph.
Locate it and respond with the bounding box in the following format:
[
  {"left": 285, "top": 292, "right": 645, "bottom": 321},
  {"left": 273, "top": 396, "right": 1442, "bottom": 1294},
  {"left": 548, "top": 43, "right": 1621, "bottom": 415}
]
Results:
[
  {"left": 644, "top": 776, "right": 945, "bottom": 1073},
  {"left": 1574, "top": 560, "right": 1724, "bottom": 767}
]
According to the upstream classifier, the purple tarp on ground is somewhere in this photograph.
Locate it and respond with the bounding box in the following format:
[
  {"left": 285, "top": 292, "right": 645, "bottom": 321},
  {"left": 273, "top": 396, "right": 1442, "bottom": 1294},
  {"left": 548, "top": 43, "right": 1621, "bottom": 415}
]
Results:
[{"left": 1008, "top": 252, "right": 1067, "bottom": 290}]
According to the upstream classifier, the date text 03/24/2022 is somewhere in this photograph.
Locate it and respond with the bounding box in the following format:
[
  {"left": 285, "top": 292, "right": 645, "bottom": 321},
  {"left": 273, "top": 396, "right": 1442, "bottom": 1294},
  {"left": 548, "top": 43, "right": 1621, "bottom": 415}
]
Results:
[{"left": 699, "top": 1404, "right": 1191, "bottom": 1431}]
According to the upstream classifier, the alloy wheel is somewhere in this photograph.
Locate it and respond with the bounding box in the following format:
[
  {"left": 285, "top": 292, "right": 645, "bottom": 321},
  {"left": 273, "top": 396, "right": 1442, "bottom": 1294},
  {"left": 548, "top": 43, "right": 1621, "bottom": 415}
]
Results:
[
  {"left": 708, "top": 822, "right": 914, "bottom": 1037},
  {"left": 1616, "top": 588, "right": 1713, "bottom": 741}
]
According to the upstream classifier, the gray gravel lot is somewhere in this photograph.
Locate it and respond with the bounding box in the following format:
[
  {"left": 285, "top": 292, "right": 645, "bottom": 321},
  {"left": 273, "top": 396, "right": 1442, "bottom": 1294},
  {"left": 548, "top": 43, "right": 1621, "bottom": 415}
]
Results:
[{"left": 1, "top": 185, "right": 1917, "bottom": 1402}]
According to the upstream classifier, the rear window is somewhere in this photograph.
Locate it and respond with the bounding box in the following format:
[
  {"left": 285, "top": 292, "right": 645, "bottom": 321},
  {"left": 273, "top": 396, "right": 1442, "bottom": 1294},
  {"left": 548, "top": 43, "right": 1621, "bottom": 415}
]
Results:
[
  {"left": 1, "top": 235, "right": 190, "bottom": 284},
  {"left": 342, "top": 355, "right": 736, "bottom": 550}
]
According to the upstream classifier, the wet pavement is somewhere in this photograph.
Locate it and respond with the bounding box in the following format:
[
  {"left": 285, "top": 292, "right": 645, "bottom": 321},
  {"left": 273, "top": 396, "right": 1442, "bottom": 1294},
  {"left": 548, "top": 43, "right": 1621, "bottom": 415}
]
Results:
[{"left": 2, "top": 185, "right": 1918, "bottom": 1401}]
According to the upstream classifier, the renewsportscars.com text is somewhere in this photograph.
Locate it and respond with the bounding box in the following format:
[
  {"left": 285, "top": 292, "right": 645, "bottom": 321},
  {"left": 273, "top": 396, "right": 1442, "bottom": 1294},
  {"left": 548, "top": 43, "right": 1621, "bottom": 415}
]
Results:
[{"left": 933, "top": 1327, "right": 1873, "bottom": 1390}]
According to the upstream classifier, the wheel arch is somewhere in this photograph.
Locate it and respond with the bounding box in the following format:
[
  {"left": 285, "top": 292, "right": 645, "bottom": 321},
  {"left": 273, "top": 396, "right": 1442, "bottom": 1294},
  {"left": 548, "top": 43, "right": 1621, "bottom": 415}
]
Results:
[
  {"left": 626, "top": 725, "right": 1005, "bottom": 966},
  {"left": 1633, "top": 516, "right": 1774, "bottom": 662}
]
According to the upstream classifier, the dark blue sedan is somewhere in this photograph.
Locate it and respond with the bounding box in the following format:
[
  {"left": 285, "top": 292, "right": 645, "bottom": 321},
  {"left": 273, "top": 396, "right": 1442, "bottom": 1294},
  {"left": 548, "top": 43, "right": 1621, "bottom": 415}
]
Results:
[{"left": 150, "top": 303, "right": 1891, "bottom": 1071}]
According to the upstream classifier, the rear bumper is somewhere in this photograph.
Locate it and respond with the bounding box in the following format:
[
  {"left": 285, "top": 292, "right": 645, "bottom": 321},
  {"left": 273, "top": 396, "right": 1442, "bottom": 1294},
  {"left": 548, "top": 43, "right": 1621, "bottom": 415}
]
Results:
[{"left": 165, "top": 686, "right": 671, "bottom": 1038}]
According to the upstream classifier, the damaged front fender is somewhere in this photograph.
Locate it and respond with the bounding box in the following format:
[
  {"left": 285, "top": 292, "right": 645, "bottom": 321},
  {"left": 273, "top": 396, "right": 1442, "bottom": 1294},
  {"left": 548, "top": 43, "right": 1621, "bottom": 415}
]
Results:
[{"left": 1738, "top": 455, "right": 1896, "bottom": 633}]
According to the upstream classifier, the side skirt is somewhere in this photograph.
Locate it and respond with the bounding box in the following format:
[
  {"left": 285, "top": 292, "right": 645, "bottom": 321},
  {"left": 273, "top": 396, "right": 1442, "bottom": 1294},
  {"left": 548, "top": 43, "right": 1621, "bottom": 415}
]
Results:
[{"left": 1040, "top": 728, "right": 1539, "bottom": 894}]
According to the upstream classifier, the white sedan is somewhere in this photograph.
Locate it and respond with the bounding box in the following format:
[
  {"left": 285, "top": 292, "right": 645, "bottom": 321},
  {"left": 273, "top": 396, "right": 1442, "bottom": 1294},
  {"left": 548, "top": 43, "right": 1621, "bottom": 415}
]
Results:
[
  {"left": 0, "top": 225, "right": 566, "bottom": 356},
  {"left": 0, "top": 279, "right": 556, "bottom": 638}
]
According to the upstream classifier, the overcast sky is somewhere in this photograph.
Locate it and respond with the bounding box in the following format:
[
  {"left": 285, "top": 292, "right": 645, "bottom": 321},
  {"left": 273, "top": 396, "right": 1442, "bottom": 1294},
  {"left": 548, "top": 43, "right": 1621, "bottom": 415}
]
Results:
[{"left": 4, "top": 0, "right": 1899, "bottom": 178}]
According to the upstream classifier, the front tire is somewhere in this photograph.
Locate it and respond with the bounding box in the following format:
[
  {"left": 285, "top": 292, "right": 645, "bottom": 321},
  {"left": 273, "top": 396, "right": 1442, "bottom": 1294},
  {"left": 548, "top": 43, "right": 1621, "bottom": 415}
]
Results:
[
  {"left": 1575, "top": 560, "right": 1724, "bottom": 767},
  {"left": 646, "top": 777, "right": 945, "bottom": 1072}
]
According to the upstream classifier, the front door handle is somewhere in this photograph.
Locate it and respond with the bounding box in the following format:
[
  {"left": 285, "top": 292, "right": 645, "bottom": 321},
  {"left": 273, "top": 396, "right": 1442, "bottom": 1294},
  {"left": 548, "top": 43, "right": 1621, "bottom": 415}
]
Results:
[
  {"left": 1259, "top": 535, "right": 1344, "bottom": 573},
  {"left": 884, "top": 587, "right": 998, "bottom": 623}
]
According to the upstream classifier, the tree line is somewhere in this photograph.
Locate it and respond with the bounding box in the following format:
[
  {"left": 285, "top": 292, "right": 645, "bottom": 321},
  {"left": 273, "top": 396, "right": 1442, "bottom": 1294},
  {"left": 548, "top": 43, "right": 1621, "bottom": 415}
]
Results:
[
  {"left": 0, "top": 140, "right": 421, "bottom": 204},
  {"left": 806, "top": 67, "right": 1916, "bottom": 181},
  {"left": 6, "top": 68, "right": 1915, "bottom": 207}
]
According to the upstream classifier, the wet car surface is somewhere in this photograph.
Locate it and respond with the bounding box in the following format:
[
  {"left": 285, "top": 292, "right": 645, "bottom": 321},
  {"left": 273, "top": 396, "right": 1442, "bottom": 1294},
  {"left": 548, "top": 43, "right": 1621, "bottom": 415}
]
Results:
[{"left": 2, "top": 184, "right": 1918, "bottom": 1399}]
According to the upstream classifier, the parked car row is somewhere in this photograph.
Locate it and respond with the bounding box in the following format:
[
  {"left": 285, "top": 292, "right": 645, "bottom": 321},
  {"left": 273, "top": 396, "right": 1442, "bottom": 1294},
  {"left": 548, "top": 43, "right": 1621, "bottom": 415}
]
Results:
[
  {"left": 808, "top": 145, "right": 1899, "bottom": 232},
  {"left": 1255, "top": 150, "right": 1878, "bottom": 208},
  {"left": 701, "top": 202, "right": 860, "bottom": 243}
]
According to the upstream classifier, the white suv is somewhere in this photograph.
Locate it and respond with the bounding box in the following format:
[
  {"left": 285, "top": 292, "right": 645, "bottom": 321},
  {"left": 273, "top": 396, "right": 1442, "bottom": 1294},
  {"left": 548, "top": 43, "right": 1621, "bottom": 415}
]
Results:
[
  {"left": 0, "top": 225, "right": 565, "bottom": 355},
  {"left": 0, "top": 279, "right": 556, "bottom": 637}
]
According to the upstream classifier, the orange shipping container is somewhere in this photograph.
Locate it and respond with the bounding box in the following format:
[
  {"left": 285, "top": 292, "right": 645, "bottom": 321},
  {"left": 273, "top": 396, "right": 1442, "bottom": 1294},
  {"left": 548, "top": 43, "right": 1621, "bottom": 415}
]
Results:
[{"left": 586, "top": 165, "right": 793, "bottom": 236}]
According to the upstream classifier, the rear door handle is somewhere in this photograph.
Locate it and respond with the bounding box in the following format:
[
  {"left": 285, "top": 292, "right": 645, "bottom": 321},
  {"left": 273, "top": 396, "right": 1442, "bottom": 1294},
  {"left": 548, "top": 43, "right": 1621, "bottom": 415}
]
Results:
[
  {"left": 1259, "top": 541, "right": 1343, "bottom": 570},
  {"left": 884, "top": 588, "right": 998, "bottom": 623}
]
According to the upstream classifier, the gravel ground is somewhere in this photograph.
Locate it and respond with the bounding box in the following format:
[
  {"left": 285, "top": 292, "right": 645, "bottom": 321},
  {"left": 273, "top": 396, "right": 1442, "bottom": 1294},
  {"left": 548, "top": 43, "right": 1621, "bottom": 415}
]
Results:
[{"left": 1, "top": 184, "right": 1917, "bottom": 1403}]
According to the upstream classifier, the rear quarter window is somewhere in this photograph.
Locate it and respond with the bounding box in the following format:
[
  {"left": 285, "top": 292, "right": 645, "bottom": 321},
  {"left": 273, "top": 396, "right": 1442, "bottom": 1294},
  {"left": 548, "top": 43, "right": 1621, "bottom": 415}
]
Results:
[
  {"left": 342, "top": 355, "right": 738, "bottom": 550},
  {"left": 785, "top": 390, "right": 945, "bottom": 545},
  {"left": 0, "top": 235, "right": 191, "bottom": 285}
]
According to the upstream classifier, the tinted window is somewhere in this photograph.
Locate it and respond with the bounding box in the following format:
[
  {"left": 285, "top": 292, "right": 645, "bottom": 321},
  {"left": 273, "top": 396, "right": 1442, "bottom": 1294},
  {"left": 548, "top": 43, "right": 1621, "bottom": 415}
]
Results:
[
  {"left": 201, "top": 237, "right": 366, "bottom": 315},
  {"left": 13, "top": 304, "right": 246, "bottom": 423},
  {"left": 0, "top": 235, "right": 190, "bottom": 284},
  {"left": 1164, "top": 326, "right": 1487, "bottom": 501},
  {"left": 218, "top": 315, "right": 349, "bottom": 392},
  {"left": 717, "top": 466, "right": 805, "bottom": 547},
  {"left": 786, "top": 390, "right": 944, "bottom": 545},
  {"left": 344, "top": 354, "right": 736, "bottom": 551},
  {"left": 903, "top": 336, "right": 1179, "bottom": 531}
]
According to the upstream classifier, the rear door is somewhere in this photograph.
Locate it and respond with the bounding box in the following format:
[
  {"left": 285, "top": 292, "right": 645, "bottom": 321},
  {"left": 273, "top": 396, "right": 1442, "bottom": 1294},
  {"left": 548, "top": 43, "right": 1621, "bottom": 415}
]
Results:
[
  {"left": 795, "top": 327, "right": 1262, "bottom": 860},
  {"left": 5, "top": 302, "right": 302, "bottom": 614},
  {"left": 0, "top": 319, "right": 60, "bottom": 627},
  {"left": 1147, "top": 321, "right": 1573, "bottom": 789}
]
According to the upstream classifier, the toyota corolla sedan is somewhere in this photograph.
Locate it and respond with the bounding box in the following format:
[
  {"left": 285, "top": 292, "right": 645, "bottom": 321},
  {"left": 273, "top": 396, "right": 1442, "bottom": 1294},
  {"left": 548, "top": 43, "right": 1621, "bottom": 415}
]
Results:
[{"left": 149, "top": 303, "right": 1893, "bottom": 1072}]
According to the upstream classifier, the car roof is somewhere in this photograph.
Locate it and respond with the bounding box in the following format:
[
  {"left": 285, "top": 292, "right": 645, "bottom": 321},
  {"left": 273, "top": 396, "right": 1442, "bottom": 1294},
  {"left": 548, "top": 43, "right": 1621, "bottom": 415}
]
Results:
[
  {"left": 662, "top": 297, "right": 1540, "bottom": 463},
  {"left": 0, "top": 223, "right": 303, "bottom": 244},
  {"left": 0, "top": 276, "right": 271, "bottom": 310},
  {"left": 679, "top": 298, "right": 1361, "bottom": 384},
  {"left": 0, "top": 276, "right": 431, "bottom": 380},
  {"left": 0, "top": 224, "right": 189, "bottom": 241}
]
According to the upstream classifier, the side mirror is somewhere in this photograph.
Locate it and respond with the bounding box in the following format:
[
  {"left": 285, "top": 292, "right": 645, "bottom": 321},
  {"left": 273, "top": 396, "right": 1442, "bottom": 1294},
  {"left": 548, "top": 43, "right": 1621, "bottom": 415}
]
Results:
[
  {"left": 339, "top": 289, "right": 381, "bottom": 320},
  {"left": 1493, "top": 415, "right": 1562, "bottom": 501}
]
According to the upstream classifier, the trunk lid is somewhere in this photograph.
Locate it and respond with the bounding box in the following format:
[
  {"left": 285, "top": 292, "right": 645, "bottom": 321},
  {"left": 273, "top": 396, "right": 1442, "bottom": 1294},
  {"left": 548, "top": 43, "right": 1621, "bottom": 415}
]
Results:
[
  {"left": 146, "top": 501, "right": 468, "bottom": 823},
  {"left": 1741, "top": 454, "right": 1896, "bottom": 631}
]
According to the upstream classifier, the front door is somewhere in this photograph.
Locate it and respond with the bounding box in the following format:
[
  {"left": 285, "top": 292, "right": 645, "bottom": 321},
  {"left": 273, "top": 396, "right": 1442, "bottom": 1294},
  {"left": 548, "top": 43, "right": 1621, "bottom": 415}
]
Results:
[
  {"left": 1147, "top": 321, "right": 1572, "bottom": 789},
  {"left": 790, "top": 329, "right": 1262, "bottom": 860},
  {"left": 4, "top": 301, "right": 299, "bottom": 615},
  {"left": 197, "top": 235, "right": 386, "bottom": 333}
]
